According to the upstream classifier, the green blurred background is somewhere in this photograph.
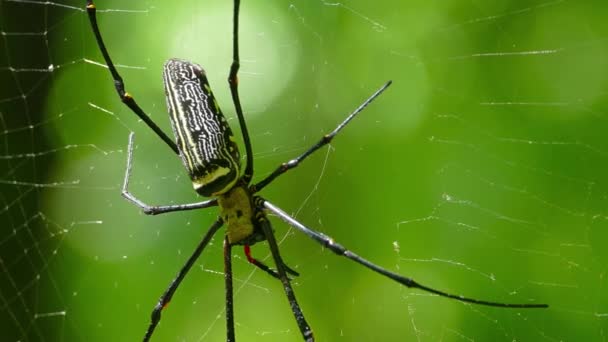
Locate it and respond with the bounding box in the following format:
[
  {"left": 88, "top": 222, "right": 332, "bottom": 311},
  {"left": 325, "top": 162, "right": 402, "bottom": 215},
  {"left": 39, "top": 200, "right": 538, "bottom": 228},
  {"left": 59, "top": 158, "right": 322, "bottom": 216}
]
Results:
[{"left": 1, "top": 0, "right": 607, "bottom": 341}]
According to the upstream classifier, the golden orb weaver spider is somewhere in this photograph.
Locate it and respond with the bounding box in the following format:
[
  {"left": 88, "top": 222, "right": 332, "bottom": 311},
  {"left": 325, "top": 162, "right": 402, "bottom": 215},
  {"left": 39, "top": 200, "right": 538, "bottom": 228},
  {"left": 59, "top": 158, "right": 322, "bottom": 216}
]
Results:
[{"left": 85, "top": 0, "right": 549, "bottom": 341}]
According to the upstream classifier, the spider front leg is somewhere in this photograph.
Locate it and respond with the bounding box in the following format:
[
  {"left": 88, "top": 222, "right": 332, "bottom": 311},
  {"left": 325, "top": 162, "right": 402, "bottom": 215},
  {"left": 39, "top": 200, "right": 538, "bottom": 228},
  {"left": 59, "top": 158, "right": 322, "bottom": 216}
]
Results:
[
  {"left": 85, "top": 1, "right": 178, "bottom": 153},
  {"left": 224, "top": 237, "right": 236, "bottom": 342},
  {"left": 121, "top": 132, "right": 218, "bottom": 215},
  {"left": 263, "top": 200, "right": 549, "bottom": 309},
  {"left": 143, "top": 219, "right": 224, "bottom": 342},
  {"left": 256, "top": 214, "right": 314, "bottom": 342}
]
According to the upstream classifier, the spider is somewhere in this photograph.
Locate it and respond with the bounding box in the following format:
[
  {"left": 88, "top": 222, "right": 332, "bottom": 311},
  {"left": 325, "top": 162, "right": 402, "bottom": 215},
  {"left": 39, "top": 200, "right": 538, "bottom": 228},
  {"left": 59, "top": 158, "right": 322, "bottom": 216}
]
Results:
[{"left": 85, "top": 0, "right": 548, "bottom": 341}]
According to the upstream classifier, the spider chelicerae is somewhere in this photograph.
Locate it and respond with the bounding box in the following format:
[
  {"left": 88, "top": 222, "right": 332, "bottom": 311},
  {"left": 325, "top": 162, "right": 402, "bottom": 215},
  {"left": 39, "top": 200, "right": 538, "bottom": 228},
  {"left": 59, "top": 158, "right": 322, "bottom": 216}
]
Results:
[{"left": 85, "top": 0, "right": 548, "bottom": 340}]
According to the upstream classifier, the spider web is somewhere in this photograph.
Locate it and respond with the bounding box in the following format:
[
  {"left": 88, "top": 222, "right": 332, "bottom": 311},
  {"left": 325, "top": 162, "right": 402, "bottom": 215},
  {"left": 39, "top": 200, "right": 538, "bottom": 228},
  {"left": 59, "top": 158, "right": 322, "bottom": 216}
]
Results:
[{"left": 1, "top": 0, "right": 606, "bottom": 341}]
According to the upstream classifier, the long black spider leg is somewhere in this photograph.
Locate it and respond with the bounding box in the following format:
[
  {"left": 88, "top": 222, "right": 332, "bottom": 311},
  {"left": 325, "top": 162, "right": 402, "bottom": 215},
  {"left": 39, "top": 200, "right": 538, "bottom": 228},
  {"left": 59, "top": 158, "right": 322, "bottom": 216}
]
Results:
[
  {"left": 143, "top": 219, "right": 224, "bottom": 342},
  {"left": 85, "top": 1, "right": 178, "bottom": 154},
  {"left": 251, "top": 81, "right": 392, "bottom": 193},
  {"left": 255, "top": 207, "right": 314, "bottom": 341},
  {"left": 263, "top": 200, "right": 549, "bottom": 309},
  {"left": 122, "top": 132, "right": 218, "bottom": 215},
  {"left": 229, "top": 0, "right": 254, "bottom": 183},
  {"left": 224, "top": 237, "right": 236, "bottom": 342}
]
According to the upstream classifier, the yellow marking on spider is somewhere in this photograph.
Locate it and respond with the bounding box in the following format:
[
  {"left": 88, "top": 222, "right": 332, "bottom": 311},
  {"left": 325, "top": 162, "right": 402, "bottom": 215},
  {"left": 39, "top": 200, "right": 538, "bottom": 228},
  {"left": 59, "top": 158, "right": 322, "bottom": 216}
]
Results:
[
  {"left": 217, "top": 186, "right": 254, "bottom": 245},
  {"left": 192, "top": 166, "right": 237, "bottom": 194}
]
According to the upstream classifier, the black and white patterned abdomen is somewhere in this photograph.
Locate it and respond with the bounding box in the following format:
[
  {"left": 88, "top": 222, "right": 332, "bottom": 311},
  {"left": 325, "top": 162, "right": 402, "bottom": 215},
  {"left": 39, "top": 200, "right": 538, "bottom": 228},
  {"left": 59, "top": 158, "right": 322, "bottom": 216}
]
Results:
[{"left": 163, "top": 58, "right": 240, "bottom": 197}]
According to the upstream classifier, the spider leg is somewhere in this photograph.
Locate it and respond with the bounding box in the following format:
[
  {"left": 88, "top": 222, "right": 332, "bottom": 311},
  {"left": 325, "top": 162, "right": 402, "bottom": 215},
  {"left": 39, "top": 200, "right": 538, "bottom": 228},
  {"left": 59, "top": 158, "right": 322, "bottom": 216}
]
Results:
[
  {"left": 257, "top": 215, "right": 314, "bottom": 341},
  {"left": 224, "top": 237, "right": 236, "bottom": 342},
  {"left": 122, "top": 132, "right": 218, "bottom": 215},
  {"left": 143, "top": 219, "right": 224, "bottom": 342},
  {"left": 85, "top": 1, "right": 178, "bottom": 154},
  {"left": 251, "top": 81, "right": 392, "bottom": 193},
  {"left": 244, "top": 245, "right": 300, "bottom": 279},
  {"left": 262, "top": 199, "right": 549, "bottom": 309},
  {"left": 229, "top": 0, "right": 254, "bottom": 183}
]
